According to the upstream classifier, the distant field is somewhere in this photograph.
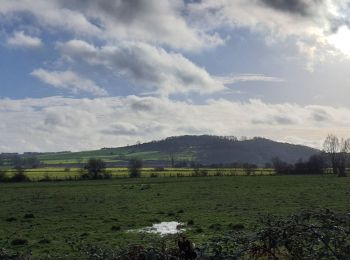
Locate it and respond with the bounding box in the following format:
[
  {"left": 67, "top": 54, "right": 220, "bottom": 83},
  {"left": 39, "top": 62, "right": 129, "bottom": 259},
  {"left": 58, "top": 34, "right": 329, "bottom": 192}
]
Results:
[
  {"left": 36, "top": 149, "right": 196, "bottom": 165},
  {"left": 1, "top": 175, "right": 350, "bottom": 258},
  {"left": 2, "top": 167, "right": 275, "bottom": 180}
]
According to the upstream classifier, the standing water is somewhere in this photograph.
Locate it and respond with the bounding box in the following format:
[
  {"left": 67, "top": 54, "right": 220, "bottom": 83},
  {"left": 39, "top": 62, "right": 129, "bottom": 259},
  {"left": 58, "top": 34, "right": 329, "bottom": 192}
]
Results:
[{"left": 134, "top": 221, "right": 185, "bottom": 236}]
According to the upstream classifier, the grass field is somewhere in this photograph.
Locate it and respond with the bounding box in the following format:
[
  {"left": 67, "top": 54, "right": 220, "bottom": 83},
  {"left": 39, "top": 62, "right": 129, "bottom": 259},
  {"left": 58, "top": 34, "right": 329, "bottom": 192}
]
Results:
[
  {"left": 36, "top": 148, "right": 196, "bottom": 165},
  {"left": 1, "top": 175, "right": 350, "bottom": 258}
]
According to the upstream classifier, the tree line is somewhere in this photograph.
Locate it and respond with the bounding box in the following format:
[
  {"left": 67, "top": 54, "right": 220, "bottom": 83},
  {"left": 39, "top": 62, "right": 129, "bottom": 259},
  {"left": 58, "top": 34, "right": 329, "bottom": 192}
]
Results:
[
  {"left": 0, "top": 134, "right": 349, "bottom": 182},
  {"left": 271, "top": 134, "right": 350, "bottom": 177}
]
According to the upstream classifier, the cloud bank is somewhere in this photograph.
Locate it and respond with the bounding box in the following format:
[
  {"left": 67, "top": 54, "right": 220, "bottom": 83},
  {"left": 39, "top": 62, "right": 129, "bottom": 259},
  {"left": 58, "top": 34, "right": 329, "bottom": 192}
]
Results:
[{"left": 0, "top": 96, "right": 349, "bottom": 152}]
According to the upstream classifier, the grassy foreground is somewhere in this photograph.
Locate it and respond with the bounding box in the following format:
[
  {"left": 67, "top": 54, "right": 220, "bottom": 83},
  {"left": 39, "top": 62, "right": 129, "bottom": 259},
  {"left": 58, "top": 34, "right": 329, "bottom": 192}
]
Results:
[{"left": 1, "top": 175, "right": 350, "bottom": 258}]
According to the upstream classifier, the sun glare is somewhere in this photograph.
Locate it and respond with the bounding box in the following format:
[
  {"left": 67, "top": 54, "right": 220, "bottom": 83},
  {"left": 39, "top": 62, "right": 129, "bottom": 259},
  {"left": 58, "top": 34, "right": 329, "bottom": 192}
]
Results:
[{"left": 328, "top": 25, "right": 350, "bottom": 56}]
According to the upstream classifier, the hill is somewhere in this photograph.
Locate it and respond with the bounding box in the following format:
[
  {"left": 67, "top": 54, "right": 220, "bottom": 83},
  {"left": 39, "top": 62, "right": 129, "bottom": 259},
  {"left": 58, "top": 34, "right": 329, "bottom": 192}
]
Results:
[{"left": 36, "top": 135, "right": 319, "bottom": 166}]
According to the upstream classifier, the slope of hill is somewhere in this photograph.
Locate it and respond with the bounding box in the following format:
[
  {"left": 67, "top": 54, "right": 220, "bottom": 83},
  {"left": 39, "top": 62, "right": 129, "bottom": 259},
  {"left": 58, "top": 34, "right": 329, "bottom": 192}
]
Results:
[{"left": 36, "top": 135, "right": 319, "bottom": 166}]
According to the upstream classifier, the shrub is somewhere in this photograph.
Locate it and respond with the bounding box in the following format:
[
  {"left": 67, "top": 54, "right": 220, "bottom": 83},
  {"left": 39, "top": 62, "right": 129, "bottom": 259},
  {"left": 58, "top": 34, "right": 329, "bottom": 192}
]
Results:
[
  {"left": 38, "top": 238, "right": 51, "bottom": 244},
  {"left": 23, "top": 213, "right": 34, "bottom": 219},
  {"left": 110, "top": 226, "right": 121, "bottom": 231},
  {"left": 128, "top": 158, "right": 143, "bottom": 178},
  {"left": 209, "top": 223, "right": 222, "bottom": 231},
  {"left": 206, "top": 209, "right": 350, "bottom": 259},
  {"left": 81, "top": 158, "right": 110, "bottom": 180},
  {"left": 5, "top": 217, "right": 17, "bottom": 222},
  {"left": 228, "top": 223, "right": 245, "bottom": 231},
  {"left": 0, "top": 170, "right": 8, "bottom": 182},
  {"left": 187, "top": 220, "right": 194, "bottom": 225},
  {"left": 11, "top": 238, "right": 28, "bottom": 246},
  {"left": 150, "top": 173, "right": 158, "bottom": 178},
  {"left": 167, "top": 211, "right": 175, "bottom": 217},
  {"left": 195, "top": 227, "right": 203, "bottom": 233},
  {"left": 10, "top": 167, "right": 30, "bottom": 182}
]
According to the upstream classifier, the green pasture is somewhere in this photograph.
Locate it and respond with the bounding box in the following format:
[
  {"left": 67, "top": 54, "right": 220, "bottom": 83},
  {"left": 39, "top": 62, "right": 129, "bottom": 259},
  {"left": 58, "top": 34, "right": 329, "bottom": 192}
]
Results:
[
  {"left": 1, "top": 175, "right": 350, "bottom": 258},
  {"left": 36, "top": 149, "right": 196, "bottom": 165}
]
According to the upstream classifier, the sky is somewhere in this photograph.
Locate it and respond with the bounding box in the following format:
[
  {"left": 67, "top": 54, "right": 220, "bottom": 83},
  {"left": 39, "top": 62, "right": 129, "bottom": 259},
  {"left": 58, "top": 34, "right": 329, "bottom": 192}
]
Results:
[{"left": 1, "top": 0, "right": 350, "bottom": 153}]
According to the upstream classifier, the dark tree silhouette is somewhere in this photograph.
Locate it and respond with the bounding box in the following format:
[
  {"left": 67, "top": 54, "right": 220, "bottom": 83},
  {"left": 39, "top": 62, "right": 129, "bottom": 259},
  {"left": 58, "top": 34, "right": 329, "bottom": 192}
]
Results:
[
  {"left": 323, "top": 134, "right": 350, "bottom": 177},
  {"left": 82, "top": 158, "right": 110, "bottom": 180},
  {"left": 11, "top": 166, "right": 29, "bottom": 182},
  {"left": 128, "top": 158, "right": 143, "bottom": 178}
]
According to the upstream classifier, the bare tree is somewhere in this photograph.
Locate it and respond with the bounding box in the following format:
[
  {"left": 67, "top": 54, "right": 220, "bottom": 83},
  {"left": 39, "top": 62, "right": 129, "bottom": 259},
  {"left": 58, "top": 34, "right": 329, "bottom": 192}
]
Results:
[
  {"left": 323, "top": 134, "right": 340, "bottom": 175},
  {"left": 323, "top": 134, "right": 350, "bottom": 177},
  {"left": 338, "top": 138, "right": 350, "bottom": 177}
]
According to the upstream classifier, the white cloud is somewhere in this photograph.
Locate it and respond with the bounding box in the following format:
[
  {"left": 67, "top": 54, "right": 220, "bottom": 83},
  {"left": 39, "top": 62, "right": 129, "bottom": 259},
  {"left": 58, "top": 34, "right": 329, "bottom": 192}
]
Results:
[
  {"left": 57, "top": 40, "right": 224, "bottom": 96},
  {"left": 328, "top": 25, "right": 350, "bottom": 56},
  {"left": 0, "top": 1, "right": 102, "bottom": 38},
  {"left": 188, "top": 0, "right": 344, "bottom": 39},
  {"left": 7, "top": 31, "right": 42, "bottom": 48},
  {"left": 215, "top": 74, "right": 285, "bottom": 85},
  {"left": 1, "top": 0, "right": 350, "bottom": 59},
  {"left": 0, "top": 0, "right": 224, "bottom": 51},
  {"left": 187, "top": 0, "right": 350, "bottom": 59},
  {"left": 0, "top": 96, "right": 350, "bottom": 152},
  {"left": 31, "top": 69, "right": 107, "bottom": 96}
]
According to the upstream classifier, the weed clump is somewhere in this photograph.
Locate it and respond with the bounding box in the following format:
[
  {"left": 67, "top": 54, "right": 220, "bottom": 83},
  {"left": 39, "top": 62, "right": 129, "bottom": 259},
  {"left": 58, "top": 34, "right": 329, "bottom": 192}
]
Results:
[
  {"left": 149, "top": 218, "right": 160, "bottom": 223},
  {"left": 140, "top": 184, "right": 151, "bottom": 190},
  {"left": 110, "top": 226, "right": 121, "bottom": 231},
  {"left": 194, "top": 227, "right": 203, "bottom": 233},
  {"left": 228, "top": 223, "right": 245, "bottom": 231},
  {"left": 11, "top": 238, "right": 28, "bottom": 246},
  {"left": 38, "top": 238, "right": 50, "bottom": 244},
  {"left": 208, "top": 223, "right": 222, "bottom": 231},
  {"left": 167, "top": 212, "right": 175, "bottom": 217},
  {"left": 187, "top": 220, "right": 194, "bottom": 226},
  {"left": 23, "top": 213, "right": 34, "bottom": 219},
  {"left": 5, "top": 217, "right": 17, "bottom": 222}
]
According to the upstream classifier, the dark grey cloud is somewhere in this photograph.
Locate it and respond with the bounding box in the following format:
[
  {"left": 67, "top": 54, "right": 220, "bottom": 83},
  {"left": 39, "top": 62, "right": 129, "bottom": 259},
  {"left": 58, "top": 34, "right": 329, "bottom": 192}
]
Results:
[
  {"left": 259, "top": 0, "right": 323, "bottom": 17},
  {"left": 252, "top": 115, "right": 295, "bottom": 125},
  {"left": 101, "top": 122, "right": 164, "bottom": 136},
  {"left": 60, "top": 0, "right": 161, "bottom": 25},
  {"left": 0, "top": 0, "right": 219, "bottom": 50},
  {"left": 130, "top": 99, "right": 156, "bottom": 112},
  {"left": 274, "top": 116, "right": 295, "bottom": 124},
  {"left": 101, "top": 123, "right": 139, "bottom": 136},
  {"left": 311, "top": 109, "right": 331, "bottom": 122},
  {"left": 58, "top": 40, "right": 222, "bottom": 96}
]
